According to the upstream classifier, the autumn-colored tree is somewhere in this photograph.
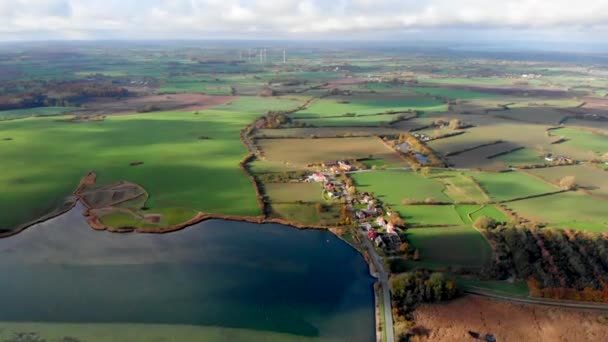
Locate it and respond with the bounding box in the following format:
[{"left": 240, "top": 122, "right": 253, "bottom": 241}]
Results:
[
  {"left": 559, "top": 176, "right": 577, "bottom": 190},
  {"left": 390, "top": 213, "right": 405, "bottom": 227},
  {"left": 449, "top": 119, "right": 463, "bottom": 130},
  {"left": 421, "top": 167, "right": 431, "bottom": 177},
  {"left": 474, "top": 216, "right": 497, "bottom": 229}
]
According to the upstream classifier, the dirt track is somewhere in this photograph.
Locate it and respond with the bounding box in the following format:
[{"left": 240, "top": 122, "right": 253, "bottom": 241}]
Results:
[
  {"left": 75, "top": 93, "right": 236, "bottom": 115},
  {"left": 411, "top": 295, "right": 608, "bottom": 342}
]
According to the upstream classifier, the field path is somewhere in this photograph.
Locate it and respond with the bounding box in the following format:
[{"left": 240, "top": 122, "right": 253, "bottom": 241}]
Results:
[{"left": 464, "top": 289, "right": 608, "bottom": 312}]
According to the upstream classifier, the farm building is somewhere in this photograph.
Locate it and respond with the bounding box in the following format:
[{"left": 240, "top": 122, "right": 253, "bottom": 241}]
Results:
[
  {"left": 356, "top": 210, "right": 369, "bottom": 220},
  {"left": 361, "top": 222, "right": 373, "bottom": 231},
  {"left": 308, "top": 172, "right": 327, "bottom": 183},
  {"left": 339, "top": 161, "right": 353, "bottom": 171},
  {"left": 386, "top": 222, "right": 395, "bottom": 234}
]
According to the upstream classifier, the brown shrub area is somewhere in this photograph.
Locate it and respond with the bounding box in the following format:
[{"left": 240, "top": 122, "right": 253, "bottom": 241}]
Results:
[{"left": 412, "top": 296, "right": 608, "bottom": 342}]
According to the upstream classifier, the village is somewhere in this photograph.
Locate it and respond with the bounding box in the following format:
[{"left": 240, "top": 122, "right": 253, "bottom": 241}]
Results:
[{"left": 306, "top": 160, "right": 407, "bottom": 255}]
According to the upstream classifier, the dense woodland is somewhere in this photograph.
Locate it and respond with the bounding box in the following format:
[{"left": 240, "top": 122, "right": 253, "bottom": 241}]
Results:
[
  {"left": 481, "top": 220, "right": 608, "bottom": 302},
  {"left": 390, "top": 270, "right": 460, "bottom": 341},
  {"left": 0, "top": 79, "right": 129, "bottom": 110}
]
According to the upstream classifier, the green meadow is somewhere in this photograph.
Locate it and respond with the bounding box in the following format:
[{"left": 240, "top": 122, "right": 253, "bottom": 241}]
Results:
[
  {"left": 394, "top": 205, "right": 462, "bottom": 226},
  {"left": 506, "top": 192, "right": 608, "bottom": 232},
  {"left": 469, "top": 171, "right": 558, "bottom": 202},
  {"left": 0, "top": 96, "right": 305, "bottom": 230},
  {"left": 431, "top": 171, "right": 489, "bottom": 203},
  {"left": 406, "top": 226, "right": 492, "bottom": 268},
  {"left": 292, "top": 113, "right": 407, "bottom": 127},
  {"left": 496, "top": 148, "right": 545, "bottom": 167},
  {"left": 557, "top": 127, "right": 608, "bottom": 156},
  {"left": 352, "top": 170, "right": 452, "bottom": 205},
  {"left": 0, "top": 106, "right": 79, "bottom": 121},
  {"left": 402, "top": 86, "right": 498, "bottom": 100},
  {"left": 293, "top": 96, "right": 447, "bottom": 119},
  {"left": 455, "top": 205, "right": 508, "bottom": 224}
]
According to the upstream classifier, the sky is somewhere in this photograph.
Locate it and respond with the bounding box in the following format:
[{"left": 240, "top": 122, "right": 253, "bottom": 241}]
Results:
[{"left": 0, "top": 0, "right": 607, "bottom": 45}]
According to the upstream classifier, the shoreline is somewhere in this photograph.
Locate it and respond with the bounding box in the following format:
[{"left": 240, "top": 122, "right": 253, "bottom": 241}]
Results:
[
  {"left": 0, "top": 194, "right": 383, "bottom": 337},
  {"left": 0, "top": 197, "right": 78, "bottom": 239},
  {"left": 0, "top": 196, "right": 378, "bottom": 279}
]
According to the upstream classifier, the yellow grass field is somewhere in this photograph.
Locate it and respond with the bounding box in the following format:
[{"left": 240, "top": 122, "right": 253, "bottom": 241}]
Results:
[
  {"left": 264, "top": 182, "right": 323, "bottom": 203},
  {"left": 257, "top": 137, "right": 405, "bottom": 167}
]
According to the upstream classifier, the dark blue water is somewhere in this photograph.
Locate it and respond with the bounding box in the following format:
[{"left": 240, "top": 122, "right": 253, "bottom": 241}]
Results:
[{"left": 0, "top": 205, "right": 375, "bottom": 341}]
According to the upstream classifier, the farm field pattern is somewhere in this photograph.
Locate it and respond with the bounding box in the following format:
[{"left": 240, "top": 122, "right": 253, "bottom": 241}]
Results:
[{"left": 1, "top": 44, "right": 608, "bottom": 313}]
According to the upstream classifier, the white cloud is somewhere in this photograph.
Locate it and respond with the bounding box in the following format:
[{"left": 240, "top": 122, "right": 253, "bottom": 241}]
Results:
[{"left": 0, "top": 0, "right": 606, "bottom": 40}]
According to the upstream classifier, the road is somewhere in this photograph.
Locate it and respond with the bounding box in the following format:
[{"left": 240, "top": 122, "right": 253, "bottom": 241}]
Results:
[
  {"left": 361, "top": 232, "right": 395, "bottom": 342},
  {"left": 465, "top": 288, "right": 608, "bottom": 312}
]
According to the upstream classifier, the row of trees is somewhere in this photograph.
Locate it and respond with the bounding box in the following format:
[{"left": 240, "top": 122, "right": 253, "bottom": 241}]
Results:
[
  {"left": 256, "top": 111, "right": 291, "bottom": 129},
  {"left": 256, "top": 171, "right": 308, "bottom": 183},
  {"left": 480, "top": 221, "right": 608, "bottom": 301}
]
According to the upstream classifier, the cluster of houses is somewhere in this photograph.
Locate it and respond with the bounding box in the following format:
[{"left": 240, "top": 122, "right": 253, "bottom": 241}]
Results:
[
  {"left": 306, "top": 172, "right": 343, "bottom": 199},
  {"left": 544, "top": 153, "right": 574, "bottom": 164},
  {"left": 306, "top": 168, "right": 403, "bottom": 253},
  {"left": 412, "top": 132, "right": 432, "bottom": 142},
  {"left": 355, "top": 192, "right": 403, "bottom": 252},
  {"left": 321, "top": 160, "right": 354, "bottom": 173}
]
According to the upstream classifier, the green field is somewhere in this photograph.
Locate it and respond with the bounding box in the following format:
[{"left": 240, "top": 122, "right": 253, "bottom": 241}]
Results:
[
  {"left": 292, "top": 113, "right": 410, "bottom": 127},
  {"left": 470, "top": 171, "right": 558, "bottom": 202},
  {"left": 455, "top": 205, "right": 508, "bottom": 224},
  {"left": 432, "top": 172, "right": 489, "bottom": 203},
  {"left": 293, "top": 96, "right": 447, "bottom": 120},
  {"left": 406, "top": 226, "right": 492, "bottom": 268},
  {"left": 352, "top": 170, "right": 452, "bottom": 204},
  {"left": 420, "top": 77, "right": 517, "bottom": 86},
  {"left": 496, "top": 148, "right": 545, "bottom": 167},
  {"left": 402, "top": 86, "right": 498, "bottom": 100},
  {"left": 500, "top": 107, "right": 568, "bottom": 125},
  {"left": 393, "top": 205, "right": 462, "bottom": 226},
  {"left": 0, "top": 106, "right": 79, "bottom": 120},
  {"left": 556, "top": 127, "right": 608, "bottom": 156},
  {"left": 0, "top": 96, "right": 303, "bottom": 230},
  {"left": 526, "top": 164, "right": 608, "bottom": 198},
  {"left": 506, "top": 191, "right": 608, "bottom": 232}
]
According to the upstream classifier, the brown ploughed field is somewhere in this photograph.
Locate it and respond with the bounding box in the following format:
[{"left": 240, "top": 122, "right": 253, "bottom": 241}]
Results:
[{"left": 75, "top": 94, "right": 236, "bottom": 115}]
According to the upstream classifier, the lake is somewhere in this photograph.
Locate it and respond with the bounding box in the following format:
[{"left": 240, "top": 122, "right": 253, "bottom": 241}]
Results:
[{"left": 0, "top": 204, "right": 375, "bottom": 341}]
